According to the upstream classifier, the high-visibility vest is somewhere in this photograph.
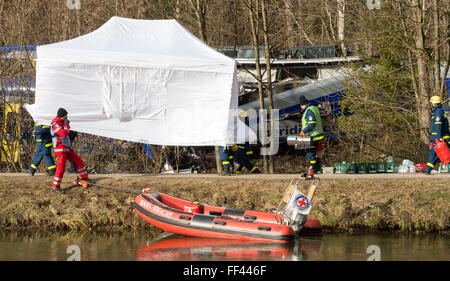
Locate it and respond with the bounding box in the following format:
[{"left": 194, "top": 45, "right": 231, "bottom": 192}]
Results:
[
  {"left": 301, "top": 105, "right": 324, "bottom": 141},
  {"left": 50, "top": 122, "right": 72, "bottom": 148}
]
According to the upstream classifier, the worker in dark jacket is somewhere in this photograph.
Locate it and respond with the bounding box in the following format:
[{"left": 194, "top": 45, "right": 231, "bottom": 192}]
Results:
[
  {"left": 422, "top": 96, "right": 450, "bottom": 174},
  {"left": 233, "top": 144, "right": 261, "bottom": 174},
  {"left": 68, "top": 130, "right": 78, "bottom": 173},
  {"left": 28, "top": 123, "right": 56, "bottom": 176},
  {"left": 232, "top": 110, "right": 260, "bottom": 174},
  {"left": 299, "top": 95, "right": 325, "bottom": 177},
  {"left": 218, "top": 146, "right": 232, "bottom": 175},
  {"left": 219, "top": 145, "right": 260, "bottom": 175}
]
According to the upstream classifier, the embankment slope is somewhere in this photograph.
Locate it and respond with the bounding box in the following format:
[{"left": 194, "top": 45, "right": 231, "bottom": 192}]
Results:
[{"left": 0, "top": 173, "right": 448, "bottom": 233}]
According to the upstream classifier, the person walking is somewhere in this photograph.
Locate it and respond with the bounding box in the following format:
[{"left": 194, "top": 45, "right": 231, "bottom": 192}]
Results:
[
  {"left": 28, "top": 122, "right": 57, "bottom": 176},
  {"left": 50, "top": 108, "right": 91, "bottom": 194},
  {"left": 298, "top": 95, "right": 325, "bottom": 178},
  {"left": 422, "top": 96, "right": 450, "bottom": 175}
]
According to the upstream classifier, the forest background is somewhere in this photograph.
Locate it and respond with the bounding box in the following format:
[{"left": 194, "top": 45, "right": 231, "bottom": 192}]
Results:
[{"left": 0, "top": 0, "right": 449, "bottom": 174}]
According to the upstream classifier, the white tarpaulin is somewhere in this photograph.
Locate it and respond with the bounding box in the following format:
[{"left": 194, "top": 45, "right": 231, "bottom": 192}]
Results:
[{"left": 26, "top": 17, "right": 254, "bottom": 146}]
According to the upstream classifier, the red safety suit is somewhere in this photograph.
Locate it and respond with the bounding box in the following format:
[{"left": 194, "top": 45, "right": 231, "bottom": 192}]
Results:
[{"left": 50, "top": 116, "right": 88, "bottom": 190}]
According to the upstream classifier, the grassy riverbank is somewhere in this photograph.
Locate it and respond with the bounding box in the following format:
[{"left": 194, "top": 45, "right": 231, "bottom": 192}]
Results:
[{"left": 0, "top": 174, "right": 448, "bottom": 233}]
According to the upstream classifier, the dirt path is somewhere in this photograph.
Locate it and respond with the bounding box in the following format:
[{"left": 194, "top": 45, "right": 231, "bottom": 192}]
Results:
[{"left": 2, "top": 172, "right": 449, "bottom": 180}]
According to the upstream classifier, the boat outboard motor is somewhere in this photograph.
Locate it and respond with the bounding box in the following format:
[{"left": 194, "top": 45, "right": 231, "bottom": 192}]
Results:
[
  {"left": 283, "top": 188, "right": 311, "bottom": 233},
  {"left": 276, "top": 178, "right": 318, "bottom": 234}
]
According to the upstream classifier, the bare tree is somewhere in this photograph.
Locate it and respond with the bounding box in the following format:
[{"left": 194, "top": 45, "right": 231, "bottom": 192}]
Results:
[
  {"left": 245, "top": 0, "right": 268, "bottom": 173},
  {"left": 433, "top": 0, "right": 440, "bottom": 95},
  {"left": 411, "top": 0, "right": 432, "bottom": 144},
  {"left": 337, "top": 0, "right": 346, "bottom": 55},
  {"left": 188, "top": 0, "right": 208, "bottom": 42},
  {"left": 261, "top": 0, "right": 275, "bottom": 173}
]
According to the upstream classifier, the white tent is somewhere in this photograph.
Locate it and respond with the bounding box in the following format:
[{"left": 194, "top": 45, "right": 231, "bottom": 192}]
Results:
[{"left": 26, "top": 17, "right": 253, "bottom": 146}]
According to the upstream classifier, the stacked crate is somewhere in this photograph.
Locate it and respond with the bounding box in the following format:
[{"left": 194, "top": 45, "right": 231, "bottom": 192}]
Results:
[
  {"left": 334, "top": 163, "right": 349, "bottom": 174},
  {"left": 334, "top": 161, "right": 395, "bottom": 174},
  {"left": 439, "top": 163, "right": 449, "bottom": 173}
]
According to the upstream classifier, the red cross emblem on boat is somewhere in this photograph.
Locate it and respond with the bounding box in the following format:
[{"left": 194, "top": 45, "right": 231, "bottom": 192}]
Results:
[
  {"left": 294, "top": 195, "right": 310, "bottom": 211},
  {"left": 298, "top": 198, "right": 307, "bottom": 207}
]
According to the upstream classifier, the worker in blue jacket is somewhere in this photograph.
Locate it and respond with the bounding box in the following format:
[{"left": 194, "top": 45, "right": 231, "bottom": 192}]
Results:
[
  {"left": 233, "top": 144, "right": 260, "bottom": 174},
  {"left": 299, "top": 95, "right": 325, "bottom": 177},
  {"left": 422, "top": 96, "right": 450, "bottom": 175},
  {"left": 28, "top": 123, "right": 56, "bottom": 176},
  {"left": 218, "top": 146, "right": 232, "bottom": 175},
  {"left": 68, "top": 130, "right": 78, "bottom": 173},
  {"left": 219, "top": 144, "right": 260, "bottom": 175},
  {"left": 232, "top": 110, "right": 261, "bottom": 174}
]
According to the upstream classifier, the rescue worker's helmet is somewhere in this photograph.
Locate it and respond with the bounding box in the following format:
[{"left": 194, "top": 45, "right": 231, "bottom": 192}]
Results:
[
  {"left": 429, "top": 96, "right": 441, "bottom": 104},
  {"left": 238, "top": 109, "right": 248, "bottom": 118}
]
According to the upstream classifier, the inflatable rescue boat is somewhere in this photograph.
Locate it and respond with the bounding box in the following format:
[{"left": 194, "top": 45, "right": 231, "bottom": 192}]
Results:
[{"left": 134, "top": 178, "right": 322, "bottom": 243}]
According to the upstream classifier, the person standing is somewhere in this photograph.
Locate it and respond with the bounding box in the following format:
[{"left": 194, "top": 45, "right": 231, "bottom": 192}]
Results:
[
  {"left": 28, "top": 122, "right": 57, "bottom": 176},
  {"left": 50, "top": 108, "right": 91, "bottom": 194},
  {"left": 68, "top": 130, "right": 78, "bottom": 173},
  {"left": 298, "top": 95, "right": 325, "bottom": 177},
  {"left": 422, "top": 96, "right": 450, "bottom": 175},
  {"left": 218, "top": 146, "right": 232, "bottom": 175}
]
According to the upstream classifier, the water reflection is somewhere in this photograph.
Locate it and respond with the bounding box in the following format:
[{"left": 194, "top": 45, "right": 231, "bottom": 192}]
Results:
[
  {"left": 136, "top": 236, "right": 305, "bottom": 261},
  {"left": 0, "top": 231, "right": 447, "bottom": 261},
  {"left": 0, "top": 230, "right": 159, "bottom": 261}
]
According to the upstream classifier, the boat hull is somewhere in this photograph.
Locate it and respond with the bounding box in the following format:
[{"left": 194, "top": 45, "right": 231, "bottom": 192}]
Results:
[
  {"left": 134, "top": 193, "right": 295, "bottom": 242},
  {"left": 134, "top": 192, "right": 322, "bottom": 242}
]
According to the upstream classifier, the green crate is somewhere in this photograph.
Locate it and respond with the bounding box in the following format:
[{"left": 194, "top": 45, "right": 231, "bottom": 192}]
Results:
[
  {"left": 377, "top": 162, "right": 386, "bottom": 173},
  {"left": 348, "top": 163, "right": 357, "bottom": 174},
  {"left": 439, "top": 163, "right": 449, "bottom": 173},
  {"left": 357, "top": 163, "right": 368, "bottom": 174},
  {"left": 368, "top": 162, "right": 378, "bottom": 173},
  {"left": 334, "top": 163, "right": 349, "bottom": 174},
  {"left": 386, "top": 162, "right": 395, "bottom": 173},
  {"left": 334, "top": 163, "right": 341, "bottom": 173}
]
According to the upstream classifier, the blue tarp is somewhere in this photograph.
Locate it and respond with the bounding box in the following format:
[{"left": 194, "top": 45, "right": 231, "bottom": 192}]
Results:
[{"left": 0, "top": 45, "right": 36, "bottom": 52}]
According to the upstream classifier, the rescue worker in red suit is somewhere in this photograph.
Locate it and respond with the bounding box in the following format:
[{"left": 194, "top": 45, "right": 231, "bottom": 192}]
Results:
[{"left": 51, "top": 108, "right": 91, "bottom": 194}]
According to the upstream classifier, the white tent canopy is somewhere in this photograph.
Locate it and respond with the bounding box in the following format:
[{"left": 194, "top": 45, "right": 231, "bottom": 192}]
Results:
[{"left": 26, "top": 17, "right": 254, "bottom": 146}]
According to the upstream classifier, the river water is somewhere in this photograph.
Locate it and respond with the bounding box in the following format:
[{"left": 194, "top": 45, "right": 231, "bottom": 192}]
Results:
[{"left": 0, "top": 231, "right": 447, "bottom": 261}]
